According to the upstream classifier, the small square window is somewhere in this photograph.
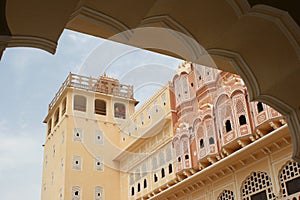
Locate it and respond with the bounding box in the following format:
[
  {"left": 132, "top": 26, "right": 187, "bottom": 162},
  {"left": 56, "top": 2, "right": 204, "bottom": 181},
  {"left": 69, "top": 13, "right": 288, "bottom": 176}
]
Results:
[
  {"left": 95, "top": 157, "right": 104, "bottom": 171},
  {"left": 72, "top": 156, "right": 82, "bottom": 170},
  {"left": 95, "top": 130, "right": 103, "bottom": 144},
  {"left": 73, "top": 128, "right": 82, "bottom": 142},
  {"left": 95, "top": 186, "right": 103, "bottom": 200},
  {"left": 72, "top": 186, "right": 81, "bottom": 200}
]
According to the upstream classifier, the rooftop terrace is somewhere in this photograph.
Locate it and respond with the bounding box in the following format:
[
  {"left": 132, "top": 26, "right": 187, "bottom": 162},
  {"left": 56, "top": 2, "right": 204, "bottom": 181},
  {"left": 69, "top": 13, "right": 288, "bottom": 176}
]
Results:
[{"left": 48, "top": 73, "right": 134, "bottom": 111}]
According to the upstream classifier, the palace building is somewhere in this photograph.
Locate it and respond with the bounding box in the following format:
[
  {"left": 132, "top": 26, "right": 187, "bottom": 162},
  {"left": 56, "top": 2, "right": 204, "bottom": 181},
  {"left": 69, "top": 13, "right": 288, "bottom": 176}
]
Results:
[{"left": 41, "top": 62, "right": 299, "bottom": 200}]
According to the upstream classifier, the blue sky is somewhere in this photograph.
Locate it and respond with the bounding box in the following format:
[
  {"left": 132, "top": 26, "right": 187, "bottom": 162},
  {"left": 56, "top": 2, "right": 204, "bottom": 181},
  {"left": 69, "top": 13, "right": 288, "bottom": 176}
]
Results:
[{"left": 0, "top": 30, "right": 182, "bottom": 199}]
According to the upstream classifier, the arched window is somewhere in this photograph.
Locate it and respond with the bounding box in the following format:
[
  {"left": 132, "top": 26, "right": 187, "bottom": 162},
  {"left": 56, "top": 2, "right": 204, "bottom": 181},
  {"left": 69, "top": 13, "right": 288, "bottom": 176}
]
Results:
[
  {"left": 47, "top": 119, "right": 52, "bottom": 135},
  {"left": 209, "top": 137, "right": 215, "bottom": 145},
  {"left": 185, "top": 154, "right": 189, "bottom": 160},
  {"left": 137, "top": 183, "right": 141, "bottom": 192},
  {"left": 217, "top": 189, "right": 235, "bottom": 200},
  {"left": 74, "top": 95, "right": 86, "bottom": 112},
  {"left": 177, "top": 157, "right": 181, "bottom": 162},
  {"left": 257, "top": 102, "right": 264, "bottom": 113},
  {"left": 161, "top": 168, "right": 165, "bottom": 178},
  {"left": 54, "top": 108, "right": 59, "bottom": 126},
  {"left": 143, "top": 179, "right": 147, "bottom": 188},
  {"left": 95, "top": 99, "right": 106, "bottom": 115},
  {"left": 279, "top": 160, "right": 300, "bottom": 197},
  {"left": 62, "top": 98, "right": 66, "bottom": 115},
  {"left": 225, "top": 120, "right": 232, "bottom": 132},
  {"left": 200, "top": 139, "right": 205, "bottom": 148},
  {"left": 154, "top": 174, "right": 158, "bottom": 182},
  {"left": 131, "top": 187, "right": 134, "bottom": 196},
  {"left": 114, "top": 103, "right": 126, "bottom": 119},
  {"left": 168, "top": 164, "right": 173, "bottom": 174},
  {"left": 239, "top": 115, "right": 247, "bottom": 125},
  {"left": 241, "top": 171, "right": 275, "bottom": 200}
]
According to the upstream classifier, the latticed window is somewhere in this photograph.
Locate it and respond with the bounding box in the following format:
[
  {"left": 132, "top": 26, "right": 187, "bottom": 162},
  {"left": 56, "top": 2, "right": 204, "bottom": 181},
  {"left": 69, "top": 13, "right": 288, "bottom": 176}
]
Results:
[
  {"left": 279, "top": 160, "right": 300, "bottom": 197},
  {"left": 182, "top": 137, "right": 189, "bottom": 154},
  {"left": 152, "top": 157, "right": 158, "bottom": 170},
  {"left": 241, "top": 171, "right": 275, "bottom": 200},
  {"left": 205, "top": 119, "right": 214, "bottom": 136},
  {"left": 166, "top": 146, "right": 172, "bottom": 162},
  {"left": 174, "top": 76, "right": 182, "bottom": 103},
  {"left": 129, "top": 173, "right": 134, "bottom": 185},
  {"left": 182, "top": 76, "right": 189, "bottom": 99},
  {"left": 218, "top": 189, "right": 235, "bottom": 200},
  {"left": 216, "top": 95, "right": 233, "bottom": 135},
  {"left": 197, "top": 125, "right": 204, "bottom": 138},
  {"left": 194, "top": 64, "right": 203, "bottom": 87},
  {"left": 159, "top": 151, "right": 165, "bottom": 167},
  {"left": 141, "top": 163, "right": 147, "bottom": 177},
  {"left": 236, "top": 98, "right": 246, "bottom": 115},
  {"left": 135, "top": 168, "right": 141, "bottom": 181},
  {"left": 174, "top": 139, "right": 181, "bottom": 157}
]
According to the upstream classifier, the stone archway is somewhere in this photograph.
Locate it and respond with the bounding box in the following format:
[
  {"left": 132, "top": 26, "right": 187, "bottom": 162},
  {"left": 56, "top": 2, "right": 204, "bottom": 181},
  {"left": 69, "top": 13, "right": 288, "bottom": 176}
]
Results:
[{"left": 1, "top": 0, "right": 300, "bottom": 161}]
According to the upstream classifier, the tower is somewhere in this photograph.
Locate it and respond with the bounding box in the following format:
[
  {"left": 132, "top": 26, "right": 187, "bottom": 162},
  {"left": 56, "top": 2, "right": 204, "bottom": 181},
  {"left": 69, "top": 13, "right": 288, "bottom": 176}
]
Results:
[{"left": 41, "top": 73, "right": 137, "bottom": 200}]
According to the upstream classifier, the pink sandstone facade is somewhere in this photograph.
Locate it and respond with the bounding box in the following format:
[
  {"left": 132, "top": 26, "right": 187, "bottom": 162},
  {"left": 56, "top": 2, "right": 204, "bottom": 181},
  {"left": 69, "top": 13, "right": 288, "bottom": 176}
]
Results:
[{"left": 171, "top": 62, "right": 283, "bottom": 174}]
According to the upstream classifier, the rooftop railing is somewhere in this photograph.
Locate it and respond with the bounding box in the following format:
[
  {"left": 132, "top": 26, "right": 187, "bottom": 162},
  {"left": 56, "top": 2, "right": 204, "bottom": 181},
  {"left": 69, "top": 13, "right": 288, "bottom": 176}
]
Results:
[{"left": 48, "top": 73, "right": 134, "bottom": 111}]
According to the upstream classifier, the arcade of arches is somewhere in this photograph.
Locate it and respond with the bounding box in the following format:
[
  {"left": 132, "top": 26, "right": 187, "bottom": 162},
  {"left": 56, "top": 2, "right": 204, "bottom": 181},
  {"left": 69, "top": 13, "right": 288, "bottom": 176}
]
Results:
[{"left": 1, "top": 1, "right": 300, "bottom": 162}]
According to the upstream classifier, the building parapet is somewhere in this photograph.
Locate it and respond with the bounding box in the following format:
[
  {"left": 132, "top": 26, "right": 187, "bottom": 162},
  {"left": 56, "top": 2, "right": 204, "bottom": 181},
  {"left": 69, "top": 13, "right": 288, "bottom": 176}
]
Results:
[{"left": 48, "top": 73, "right": 134, "bottom": 111}]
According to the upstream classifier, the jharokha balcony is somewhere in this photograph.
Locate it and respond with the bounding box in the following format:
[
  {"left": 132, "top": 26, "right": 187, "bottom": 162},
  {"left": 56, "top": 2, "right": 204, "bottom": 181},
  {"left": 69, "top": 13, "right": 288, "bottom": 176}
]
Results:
[{"left": 48, "top": 73, "right": 134, "bottom": 111}]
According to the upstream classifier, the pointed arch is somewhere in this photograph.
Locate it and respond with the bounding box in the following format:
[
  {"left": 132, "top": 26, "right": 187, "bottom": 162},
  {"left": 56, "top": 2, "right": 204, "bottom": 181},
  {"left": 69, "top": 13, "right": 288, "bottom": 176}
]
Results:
[
  {"left": 240, "top": 171, "right": 275, "bottom": 200},
  {"left": 278, "top": 160, "right": 300, "bottom": 197}
]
